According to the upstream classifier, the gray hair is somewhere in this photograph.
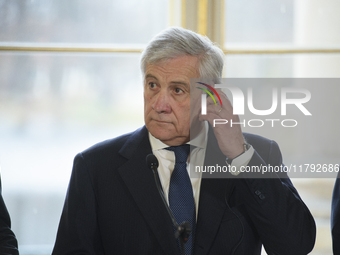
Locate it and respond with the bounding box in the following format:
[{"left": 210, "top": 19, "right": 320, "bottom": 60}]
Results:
[{"left": 140, "top": 27, "right": 224, "bottom": 79}]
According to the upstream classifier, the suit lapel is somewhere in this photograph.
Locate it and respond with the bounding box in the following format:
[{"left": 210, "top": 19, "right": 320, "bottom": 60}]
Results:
[
  {"left": 117, "top": 126, "right": 179, "bottom": 255},
  {"left": 194, "top": 126, "right": 235, "bottom": 255}
]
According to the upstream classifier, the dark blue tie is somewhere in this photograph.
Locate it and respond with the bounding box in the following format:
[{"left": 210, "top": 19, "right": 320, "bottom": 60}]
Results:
[{"left": 166, "top": 145, "right": 195, "bottom": 255}]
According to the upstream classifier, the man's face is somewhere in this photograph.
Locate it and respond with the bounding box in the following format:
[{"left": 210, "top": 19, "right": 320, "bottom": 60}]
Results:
[{"left": 144, "top": 55, "right": 199, "bottom": 146}]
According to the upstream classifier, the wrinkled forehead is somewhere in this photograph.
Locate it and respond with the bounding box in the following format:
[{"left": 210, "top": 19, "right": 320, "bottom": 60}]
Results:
[
  {"left": 143, "top": 54, "right": 200, "bottom": 73},
  {"left": 144, "top": 56, "right": 200, "bottom": 80}
]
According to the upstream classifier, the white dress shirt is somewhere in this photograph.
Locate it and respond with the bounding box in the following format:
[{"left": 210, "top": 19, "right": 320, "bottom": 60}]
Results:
[{"left": 148, "top": 121, "right": 254, "bottom": 219}]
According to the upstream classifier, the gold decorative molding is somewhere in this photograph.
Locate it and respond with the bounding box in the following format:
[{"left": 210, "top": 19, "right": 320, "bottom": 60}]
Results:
[
  {"left": 0, "top": 44, "right": 143, "bottom": 53},
  {"left": 1, "top": 42, "right": 340, "bottom": 55},
  {"left": 169, "top": 0, "right": 175, "bottom": 26},
  {"left": 223, "top": 48, "right": 340, "bottom": 54},
  {"left": 197, "top": 0, "right": 208, "bottom": 35},
  {"left": 220, "top": 0, "right": 225, "bottom": 49},
  {"left": 181, "top": 0, "right": 186, "bottom": 28}
]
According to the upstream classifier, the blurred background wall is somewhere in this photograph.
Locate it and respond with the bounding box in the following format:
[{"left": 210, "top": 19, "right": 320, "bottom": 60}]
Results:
[{"left": 0, "top": 0, "right": 339, "bottom": 254}]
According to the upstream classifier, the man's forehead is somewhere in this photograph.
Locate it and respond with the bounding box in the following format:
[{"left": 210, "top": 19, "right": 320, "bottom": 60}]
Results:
[{"left": 144, "top": 56, "right": 200, "bottom": 80}]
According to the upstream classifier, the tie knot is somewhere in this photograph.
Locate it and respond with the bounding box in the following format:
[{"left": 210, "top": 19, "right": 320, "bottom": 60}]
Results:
[{"left": 166, "top": 144, "right": 190, "bottom": 163}]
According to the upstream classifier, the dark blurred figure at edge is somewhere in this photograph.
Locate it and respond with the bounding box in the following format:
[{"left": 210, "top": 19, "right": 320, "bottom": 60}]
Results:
[
  {"left": 331, "top": 172, "right": 340, "bottom": 255},
  {"left": 0, "top": 174, "right": 19, "bottom": 255}
]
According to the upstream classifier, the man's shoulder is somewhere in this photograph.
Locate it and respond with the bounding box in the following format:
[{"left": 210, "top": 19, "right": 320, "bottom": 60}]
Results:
[{"left": 80, "top": 126, "right": 148, "bottom": 159}]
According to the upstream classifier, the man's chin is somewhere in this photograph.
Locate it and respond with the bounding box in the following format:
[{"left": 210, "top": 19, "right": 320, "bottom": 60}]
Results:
[
  {"left": 149, "top": 130, "right": 188, "bottom": 146},
  {"left": 149, "top": 130, "right": 174, "bottom": 142}
]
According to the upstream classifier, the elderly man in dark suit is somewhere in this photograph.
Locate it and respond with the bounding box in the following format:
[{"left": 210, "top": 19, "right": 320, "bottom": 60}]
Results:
[{"left": 52, "top": 27, "right": 316, "bottom": 255}]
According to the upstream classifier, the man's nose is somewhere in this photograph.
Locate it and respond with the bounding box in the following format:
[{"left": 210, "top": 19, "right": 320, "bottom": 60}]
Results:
[{"left": 152, "top": 90, "right": 171, "bottom": 113}]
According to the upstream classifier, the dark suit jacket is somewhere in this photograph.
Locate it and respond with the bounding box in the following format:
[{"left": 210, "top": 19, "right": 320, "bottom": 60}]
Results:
[
  {"left": 332, "top": 172, "right": 340, "bottom": 254},
  {"left": 53, "top": 126, "right": 316, "bottom": 255},
  {"left": 0, "top": 177, "right": 19, "bottom": 255}
]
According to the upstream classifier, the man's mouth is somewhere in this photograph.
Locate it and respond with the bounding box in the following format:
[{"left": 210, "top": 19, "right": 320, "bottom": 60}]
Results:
[{"left": 153, "top": 119, "right": 171, "bottom": 124}]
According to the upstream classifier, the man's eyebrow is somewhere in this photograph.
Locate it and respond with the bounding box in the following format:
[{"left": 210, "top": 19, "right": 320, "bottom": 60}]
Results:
[
  {"left": 144, "top": 74, "right": 189, "bottom": 88},
  {"left": 170, "top": 81, "right": 189, "bottom": 88},
  {"left": 144, "top": 74, "right": 158, "bottom": 81}
]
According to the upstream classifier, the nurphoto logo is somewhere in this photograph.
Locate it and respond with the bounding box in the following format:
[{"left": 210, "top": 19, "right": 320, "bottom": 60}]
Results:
[{"left": 197, "top": 82, "right": 312, "bottom": 128}]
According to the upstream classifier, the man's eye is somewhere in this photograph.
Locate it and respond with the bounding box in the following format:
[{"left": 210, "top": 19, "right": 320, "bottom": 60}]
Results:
[
  {"left": 175, "top": 88, "right": 184, "bottom": 94},
  {"left": 149, "top": 82, "right": 156, "bottom": 88}
]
